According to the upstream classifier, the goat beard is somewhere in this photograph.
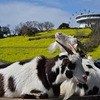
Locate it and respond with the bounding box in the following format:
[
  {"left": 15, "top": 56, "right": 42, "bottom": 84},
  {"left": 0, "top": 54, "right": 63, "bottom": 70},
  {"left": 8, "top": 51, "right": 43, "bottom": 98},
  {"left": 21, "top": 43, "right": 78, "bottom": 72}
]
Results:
[{"left": 63, "top": 79, "right": 77, "bottom": 100}]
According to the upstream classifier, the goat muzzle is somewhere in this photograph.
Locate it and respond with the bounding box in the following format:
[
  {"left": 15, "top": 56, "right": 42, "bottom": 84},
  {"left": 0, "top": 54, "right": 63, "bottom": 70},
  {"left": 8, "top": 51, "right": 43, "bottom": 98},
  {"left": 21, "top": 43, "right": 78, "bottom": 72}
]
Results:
[{"left": 82, "top": 75, "right": 87, "bottom": 82}]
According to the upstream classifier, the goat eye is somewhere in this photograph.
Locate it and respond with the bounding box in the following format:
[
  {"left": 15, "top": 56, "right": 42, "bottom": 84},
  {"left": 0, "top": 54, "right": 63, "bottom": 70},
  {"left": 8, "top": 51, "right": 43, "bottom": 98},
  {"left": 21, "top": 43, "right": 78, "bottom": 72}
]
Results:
[{"left": 62, "top": 59, "right": 69, "bottom": 67}]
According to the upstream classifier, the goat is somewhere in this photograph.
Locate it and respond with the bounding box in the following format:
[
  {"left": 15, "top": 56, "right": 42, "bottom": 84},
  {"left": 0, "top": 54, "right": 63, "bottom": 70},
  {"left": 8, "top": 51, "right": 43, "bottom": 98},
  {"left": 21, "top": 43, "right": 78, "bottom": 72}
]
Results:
[
  {"left": 48, "top": 32, "right": 78, "bottom": 53},
  {"left": 48, "top": 32, "right": 86, "bottom": 57},
  {"left": 0, "top": 41, "right": 87, "bottom": 100},
  {"left": 51, "top": 32, "right": 100, "bottom": 98},
  {"left": 61, "top": 56, "right": 100, "bottom": 97},
  {"left": 75, "top": 56, "right": 100, "bottom": 96}
]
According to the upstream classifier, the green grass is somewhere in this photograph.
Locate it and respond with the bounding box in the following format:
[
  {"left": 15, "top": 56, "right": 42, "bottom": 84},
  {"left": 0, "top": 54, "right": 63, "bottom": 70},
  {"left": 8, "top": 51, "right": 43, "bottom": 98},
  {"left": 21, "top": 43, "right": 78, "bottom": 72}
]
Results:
[
  {"left": 1, "top": 28, "right": 99, "bottom": 63},
  {"left": 38, "top": 28, "right": 91, "bottom": 37},
  {"left": 87, "top": 46, "right": 100, "bottom": 60},
  {"left": 0, "top": 36, "right": 55, "bottom": 47},
  {"left": 0, "top": 47, "right": 60, "bottom": 62},
  {"left": 0, "top": 36, "right": 59, "bottom": 62}
]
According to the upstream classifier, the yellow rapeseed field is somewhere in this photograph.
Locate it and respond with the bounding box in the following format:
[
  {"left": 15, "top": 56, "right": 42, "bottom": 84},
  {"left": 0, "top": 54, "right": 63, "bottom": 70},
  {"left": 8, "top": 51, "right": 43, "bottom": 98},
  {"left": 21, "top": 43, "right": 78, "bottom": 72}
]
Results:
[{"left": 1, "top": 28, "right": 98, "bottom": 63}]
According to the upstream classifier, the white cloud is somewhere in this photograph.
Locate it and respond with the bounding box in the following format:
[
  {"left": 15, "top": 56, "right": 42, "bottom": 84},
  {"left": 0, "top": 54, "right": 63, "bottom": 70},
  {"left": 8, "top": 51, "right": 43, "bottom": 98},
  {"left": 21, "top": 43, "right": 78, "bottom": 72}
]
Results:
[{"left": 0, "top": 1, "right": 74, "bottom": 30}]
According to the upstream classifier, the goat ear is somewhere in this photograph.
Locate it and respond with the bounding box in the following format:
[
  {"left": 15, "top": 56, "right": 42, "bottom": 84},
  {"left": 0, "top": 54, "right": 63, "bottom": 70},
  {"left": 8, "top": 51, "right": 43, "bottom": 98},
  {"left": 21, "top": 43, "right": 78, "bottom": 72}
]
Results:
[
  {"left": 77, "top": 40, "right": 86, "bottom": 55},
  {"left": 48, "top": 42, "right": 58, "bottom": 53}
]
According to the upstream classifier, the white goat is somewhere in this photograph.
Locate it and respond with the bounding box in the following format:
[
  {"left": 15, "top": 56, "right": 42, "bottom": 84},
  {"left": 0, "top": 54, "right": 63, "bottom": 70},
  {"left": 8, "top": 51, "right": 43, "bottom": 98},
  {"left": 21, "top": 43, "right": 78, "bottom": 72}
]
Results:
[
  {"left": 48, "top": 32, "right": 86, "bottom": 57},
  {"left": 48, "top": 32, "right": 78, "bottom": 53},
  {"left": 0, "top": 41, "right": 87, "bottom": 100}
]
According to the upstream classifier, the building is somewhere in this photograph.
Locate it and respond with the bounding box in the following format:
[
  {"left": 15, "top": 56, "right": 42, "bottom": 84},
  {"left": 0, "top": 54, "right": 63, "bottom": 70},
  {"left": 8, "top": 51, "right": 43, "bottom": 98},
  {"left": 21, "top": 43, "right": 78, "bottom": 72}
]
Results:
[{"left": 76, "top": 14, "right": 100, "bottom": 28}]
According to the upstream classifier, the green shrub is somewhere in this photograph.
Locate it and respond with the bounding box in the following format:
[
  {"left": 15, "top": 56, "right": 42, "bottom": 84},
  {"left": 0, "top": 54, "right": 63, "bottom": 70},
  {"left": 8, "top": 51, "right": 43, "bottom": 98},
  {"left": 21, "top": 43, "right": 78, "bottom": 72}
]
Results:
[{"left": 85, "top": 32, "right": 100, "bottom": 52}]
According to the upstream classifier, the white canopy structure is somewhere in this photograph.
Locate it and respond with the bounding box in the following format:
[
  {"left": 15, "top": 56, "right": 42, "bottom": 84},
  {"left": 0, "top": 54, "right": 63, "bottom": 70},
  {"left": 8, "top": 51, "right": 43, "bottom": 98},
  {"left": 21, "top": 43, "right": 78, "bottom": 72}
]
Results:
[{"left": 76, "top": 14, "right": 100, "bottom": 28}]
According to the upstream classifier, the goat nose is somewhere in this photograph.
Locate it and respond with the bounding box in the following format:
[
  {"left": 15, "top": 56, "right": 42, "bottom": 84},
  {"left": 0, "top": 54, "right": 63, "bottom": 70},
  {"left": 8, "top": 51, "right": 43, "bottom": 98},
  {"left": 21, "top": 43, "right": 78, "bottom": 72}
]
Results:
[{"left": 83, "top": 75, "right": 87, "bottom": 82}]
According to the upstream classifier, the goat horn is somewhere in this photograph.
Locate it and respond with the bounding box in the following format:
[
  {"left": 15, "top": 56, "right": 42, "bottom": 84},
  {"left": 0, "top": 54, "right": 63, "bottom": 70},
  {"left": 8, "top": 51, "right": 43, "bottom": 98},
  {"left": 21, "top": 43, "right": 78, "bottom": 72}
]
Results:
[
  {"left": 56, "top": 40, "right": 74, "bottom": 54},
  {"left": 66, "top": 41, "right": 77, "bottom": 54},
  {"left": 77, "top": 40, "right": 86, "bottom": 55}
]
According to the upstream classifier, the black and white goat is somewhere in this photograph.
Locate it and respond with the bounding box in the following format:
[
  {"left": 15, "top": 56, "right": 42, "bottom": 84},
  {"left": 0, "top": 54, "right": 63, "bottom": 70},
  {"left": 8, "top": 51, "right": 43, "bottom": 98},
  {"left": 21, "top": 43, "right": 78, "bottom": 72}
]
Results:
[
  {"left": 61, "top": 56, "right": 100, "bottom": 97},
  {"left": 0, "top": 41, "right": 87, "bottom": 100},
  {"left": 49, "top": 32, "right": 100, "bottom": 98},
  {"left": 75, "top": 56, "right": 100, "bottom": 96}
]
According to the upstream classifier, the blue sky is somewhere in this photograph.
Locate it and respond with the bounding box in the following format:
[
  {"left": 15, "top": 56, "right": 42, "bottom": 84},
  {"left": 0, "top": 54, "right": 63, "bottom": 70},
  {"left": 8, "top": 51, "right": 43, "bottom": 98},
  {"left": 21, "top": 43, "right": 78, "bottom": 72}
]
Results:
[{"left": 0, "top": 0, "right": 100, "bottom": 29}]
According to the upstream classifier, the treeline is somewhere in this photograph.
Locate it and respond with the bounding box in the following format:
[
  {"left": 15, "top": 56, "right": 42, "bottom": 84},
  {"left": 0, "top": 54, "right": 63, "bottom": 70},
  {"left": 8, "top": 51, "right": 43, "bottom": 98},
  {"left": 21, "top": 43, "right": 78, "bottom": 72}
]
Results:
[
  {"left": 13, "top": 21, "right": 54, "bottom": 36},
  {"left": 0, "top": 21, "right": 54, "bottom": 38}
]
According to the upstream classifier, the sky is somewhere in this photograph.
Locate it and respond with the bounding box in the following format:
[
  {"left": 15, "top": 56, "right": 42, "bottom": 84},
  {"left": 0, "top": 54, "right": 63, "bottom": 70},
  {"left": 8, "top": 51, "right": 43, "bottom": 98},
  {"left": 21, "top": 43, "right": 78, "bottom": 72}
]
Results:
[{"left": 0, "top": 0, "right": 100, "bottom": 30}]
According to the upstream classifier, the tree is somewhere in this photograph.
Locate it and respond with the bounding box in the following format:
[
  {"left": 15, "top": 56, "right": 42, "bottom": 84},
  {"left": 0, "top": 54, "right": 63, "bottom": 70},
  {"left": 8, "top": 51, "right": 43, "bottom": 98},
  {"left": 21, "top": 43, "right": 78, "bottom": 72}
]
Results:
[
  {"left": 37, "top": 22, "right": 44, "bottom": 32},
  {"left": 0, "top": 26, "right": 3, "bottom": 38},
  {"left": 2, "top": 26, "right": 10, "bottom": 36},
  {"left": 14, "top": 21, "right": 54, "bottom": 36},
  {"left": 58, "top": 23, "right": 69, "bottom": 29},
  {"left": 20, "top": 25, "right": 38, "bottom": 36},
  {"left": 43, "top": 21, "right": 54, "bottom": 31},
  {"left": 85, "top": 20, "right": 100, "bottom": 52},
  {"left": 0, "top": 26, "right": 10, "bottom": 38},
  {"left": 25, "top": 21, "right": 38, "bottom": 29},
  {"left": 13, "top": 25, "right": 20, "bottom": 36},
  {"left": 15, "top": 21, "right": 38, "bottom": 36},
  {"left": 14, "top": 22, "right": 24, "bottom": 36},
  {"left": 20, "top": 25, "right": 28, "bottom": 36},
  {"left": 25, "top": 21, "right": 38, "bottom": 36}
]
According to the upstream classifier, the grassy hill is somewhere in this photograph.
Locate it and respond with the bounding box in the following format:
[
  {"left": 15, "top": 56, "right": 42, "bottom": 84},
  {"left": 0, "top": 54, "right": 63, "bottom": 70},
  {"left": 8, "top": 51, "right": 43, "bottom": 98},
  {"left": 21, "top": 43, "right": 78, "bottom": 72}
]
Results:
[{"left": 0, "top": 28, "right": 99, "bottom": 63}]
